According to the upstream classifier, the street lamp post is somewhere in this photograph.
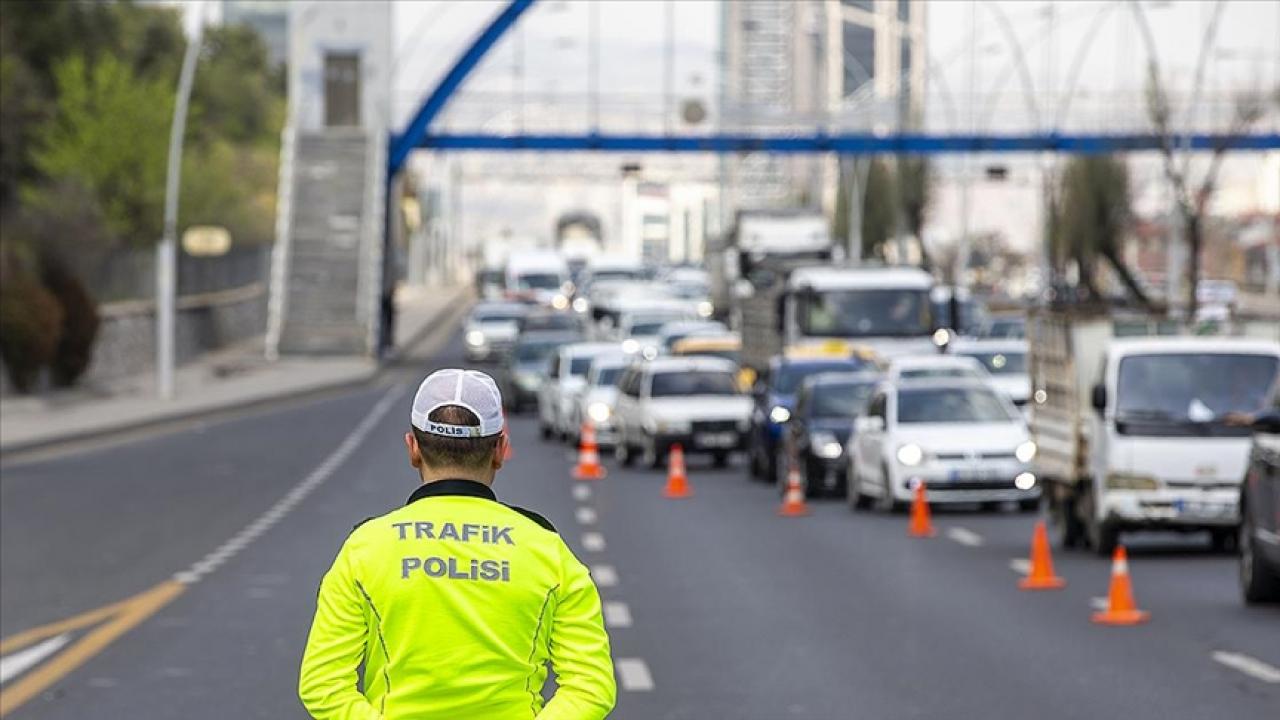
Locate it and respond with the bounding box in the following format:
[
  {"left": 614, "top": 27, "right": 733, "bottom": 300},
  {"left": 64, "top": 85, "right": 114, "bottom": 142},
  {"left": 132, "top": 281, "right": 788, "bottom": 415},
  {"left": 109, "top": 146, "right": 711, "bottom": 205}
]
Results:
[{"left": 156, "top": 2, "right": 206, "bottom": 400}]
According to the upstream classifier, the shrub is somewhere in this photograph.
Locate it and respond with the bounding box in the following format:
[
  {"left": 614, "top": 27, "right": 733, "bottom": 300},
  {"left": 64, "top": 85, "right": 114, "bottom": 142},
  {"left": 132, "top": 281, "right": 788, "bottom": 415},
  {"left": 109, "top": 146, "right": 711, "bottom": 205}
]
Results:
[
  {"left": 0, "top": 267, "right": 63, "bottom": 392},
  {"left": 40, "top": 251, "right": 100, "bottom": 387}
]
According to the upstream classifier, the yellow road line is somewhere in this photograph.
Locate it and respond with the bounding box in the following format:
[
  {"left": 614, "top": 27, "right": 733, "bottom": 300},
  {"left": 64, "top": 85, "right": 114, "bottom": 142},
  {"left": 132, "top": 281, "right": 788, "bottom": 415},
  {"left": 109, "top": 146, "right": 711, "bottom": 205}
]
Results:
[{"left": 0, "top": 581, "right": 185, "bottom": 717}]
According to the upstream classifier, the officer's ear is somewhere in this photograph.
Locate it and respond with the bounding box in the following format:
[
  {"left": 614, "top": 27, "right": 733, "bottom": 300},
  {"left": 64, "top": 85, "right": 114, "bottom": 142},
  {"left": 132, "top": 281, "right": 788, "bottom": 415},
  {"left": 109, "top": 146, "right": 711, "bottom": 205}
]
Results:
[
  {"left": 492, "top": 434, "right": 508, "bottom": 471},
  {"left": 405, "top": 432, "right": 424, "bottom": 470}
]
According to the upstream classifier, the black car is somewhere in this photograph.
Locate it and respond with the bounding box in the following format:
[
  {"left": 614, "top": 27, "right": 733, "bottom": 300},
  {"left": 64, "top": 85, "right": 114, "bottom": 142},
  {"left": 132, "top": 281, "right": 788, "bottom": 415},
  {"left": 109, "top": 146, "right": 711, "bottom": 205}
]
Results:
[
  {"left": 498, "top": 331, "right": 578, "bottom": 413},
  {"left": 781, "top": 372, "right": 879, "bottom": 498},
  {"left": 1240, "top": 387, "right": 1280, "bottom": 604}
]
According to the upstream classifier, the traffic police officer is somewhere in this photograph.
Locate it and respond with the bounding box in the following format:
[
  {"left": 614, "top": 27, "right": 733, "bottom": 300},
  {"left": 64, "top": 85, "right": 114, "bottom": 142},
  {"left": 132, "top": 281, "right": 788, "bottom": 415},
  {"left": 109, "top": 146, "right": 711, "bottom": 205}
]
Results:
[{"left": 299, "top": 369, "right": 616, "bottom": 719}]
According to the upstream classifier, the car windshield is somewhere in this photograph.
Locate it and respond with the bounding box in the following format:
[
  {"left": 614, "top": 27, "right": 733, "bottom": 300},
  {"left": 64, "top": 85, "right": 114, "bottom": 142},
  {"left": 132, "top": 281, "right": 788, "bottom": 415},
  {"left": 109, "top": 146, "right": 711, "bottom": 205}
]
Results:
[
  {"left": 478, "top": 271, "right": 503, "bottom": 285},
  {"left": 1115, "top": 353, "right": 1279, "bottom": 430},
  {"left": 569, "top": 356, "right": 594, "bottom": 377},
  {"left": 515, "top": 341, "right": 562, "bottom": 364},
  {"left": 811, "top": 382, "right": 876, "bottom": 418},
  {"left": 798, "top": 289, "right": 933, "bottom": 338},
  {"left": 650, "top": 371, "right": 738, "bottom": 397},
  {"left": 774, "top": 361, "right": 868, "bottom": 393},
  {"left": 897, "top": 387, "right": 1017, "bottom": 424},
  {"left": 899, "top": 367, "right": 984, "bottom": 380},
  {"left": 982, "top": 318, "right": 1025, "bottom": 339},
  {"left": 630, "top": 315, "right": 684, "bottom": 336},
  {"left": 592, "top": 366, "right": 623, "bottom": 387},
  {"left": 474, "top": 308, "right": 523, "bottom": 323},
  {"left": 591, "top": 269, "right": 642, "bottom": 283},
  {"left": 932, "top": 299, "right": 987, "bottom": 333},
  {"left": 522, "top": 314, "right": 577, "bottom": 332},
  {"left": 959, "top": 351, "right": 1027, "bottom": 375},
  {"left": 515, "top": 273, "right": 563, "bottom": 291}
]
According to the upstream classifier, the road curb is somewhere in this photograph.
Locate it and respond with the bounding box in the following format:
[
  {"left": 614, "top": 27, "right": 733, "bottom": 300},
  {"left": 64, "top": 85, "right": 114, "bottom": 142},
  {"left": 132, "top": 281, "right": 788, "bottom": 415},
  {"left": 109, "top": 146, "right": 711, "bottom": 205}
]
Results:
[{"left": 0, "top": 288, "right": 472, "bottom": 460}]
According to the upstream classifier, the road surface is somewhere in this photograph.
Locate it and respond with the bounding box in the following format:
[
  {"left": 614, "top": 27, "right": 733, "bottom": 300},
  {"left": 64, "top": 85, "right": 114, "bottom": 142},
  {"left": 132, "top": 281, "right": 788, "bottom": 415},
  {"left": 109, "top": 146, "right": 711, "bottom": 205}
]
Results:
[{"left": 2, "top": 327, "right": 1277, "bottom": 719}]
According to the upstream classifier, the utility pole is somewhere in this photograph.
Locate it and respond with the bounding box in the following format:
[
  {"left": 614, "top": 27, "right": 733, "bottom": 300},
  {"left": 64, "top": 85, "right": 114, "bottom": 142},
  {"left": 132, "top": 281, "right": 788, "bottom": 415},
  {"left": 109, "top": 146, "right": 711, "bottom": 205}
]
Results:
[{"left": 156, "top": 1, "right": 206, "bottom": 399}]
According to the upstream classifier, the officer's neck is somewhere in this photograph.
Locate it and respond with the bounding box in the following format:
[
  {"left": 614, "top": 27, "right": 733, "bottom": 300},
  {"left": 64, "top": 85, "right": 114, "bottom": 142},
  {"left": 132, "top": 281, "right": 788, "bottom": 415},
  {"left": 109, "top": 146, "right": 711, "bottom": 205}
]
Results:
[{"left": 418, "top": 466, "right": 495, "bottom": 487}]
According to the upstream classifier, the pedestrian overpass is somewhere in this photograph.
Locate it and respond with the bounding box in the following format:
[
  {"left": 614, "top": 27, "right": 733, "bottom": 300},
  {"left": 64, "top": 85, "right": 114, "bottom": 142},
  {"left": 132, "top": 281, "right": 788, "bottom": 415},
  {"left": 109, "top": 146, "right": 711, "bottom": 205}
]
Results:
[{"left": 266, "top": 0, "right": 1280, "bottom": 358}]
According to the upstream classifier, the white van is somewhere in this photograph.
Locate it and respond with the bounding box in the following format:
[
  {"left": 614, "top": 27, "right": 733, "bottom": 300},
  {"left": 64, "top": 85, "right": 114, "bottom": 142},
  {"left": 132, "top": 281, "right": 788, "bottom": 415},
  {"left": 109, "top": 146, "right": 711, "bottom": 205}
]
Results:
[{"left": 505, "top": 251, "right": 570, "bottom": 307}]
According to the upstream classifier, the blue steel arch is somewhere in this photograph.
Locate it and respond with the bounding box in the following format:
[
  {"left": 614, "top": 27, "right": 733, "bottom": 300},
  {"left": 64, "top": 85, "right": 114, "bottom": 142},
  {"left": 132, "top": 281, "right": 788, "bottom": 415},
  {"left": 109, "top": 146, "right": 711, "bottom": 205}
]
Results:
[{"left": 389, "top": 0, "right": 1280, "bottom": 173}]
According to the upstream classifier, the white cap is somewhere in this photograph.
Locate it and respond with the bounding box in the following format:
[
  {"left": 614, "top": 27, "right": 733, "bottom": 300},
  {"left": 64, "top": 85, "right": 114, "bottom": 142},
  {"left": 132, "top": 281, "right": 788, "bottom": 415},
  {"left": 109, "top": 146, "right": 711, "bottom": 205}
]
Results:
[{"left": 411, "top": 369, "right": 505, "bottom": 438}]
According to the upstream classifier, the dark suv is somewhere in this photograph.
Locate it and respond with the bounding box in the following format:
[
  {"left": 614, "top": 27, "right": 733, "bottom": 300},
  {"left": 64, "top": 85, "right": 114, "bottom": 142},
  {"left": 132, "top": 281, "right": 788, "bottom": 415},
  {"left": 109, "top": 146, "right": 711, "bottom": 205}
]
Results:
[{"left": 1240, "top": 386, "right": 1280, "bottom": 604}]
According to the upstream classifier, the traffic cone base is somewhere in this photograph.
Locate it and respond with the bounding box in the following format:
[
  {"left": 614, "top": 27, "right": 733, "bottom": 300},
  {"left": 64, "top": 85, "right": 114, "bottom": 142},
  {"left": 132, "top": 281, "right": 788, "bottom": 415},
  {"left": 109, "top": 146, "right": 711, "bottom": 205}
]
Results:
[
  {"left": 572, "top": 423, "right": 607, "bottom": 481},
  {"left": 663, "top": 445, "right": 692, "bottom": 499},
  {"left": 1019, "top": 520, "right": 1066, "bottom": 590},
  {"left": 1092, "top": 546, "right": 1149, "bottom": 625},
  {"left": 778, "top": 468, "right": 809, "bottom": 517},
  {"left": 907, "top": 482, "right": 935, "bottom": 537}
]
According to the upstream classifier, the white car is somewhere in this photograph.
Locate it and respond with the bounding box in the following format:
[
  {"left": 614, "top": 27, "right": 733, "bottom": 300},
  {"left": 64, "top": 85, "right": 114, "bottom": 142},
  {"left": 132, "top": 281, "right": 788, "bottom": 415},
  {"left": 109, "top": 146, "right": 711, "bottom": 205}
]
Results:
[
  {"left": 463, "top": 302, "right": 527, "bottom": 362},
  {"left": 655, "top": 320, "right": 729, "bottom": 354},
  {"left": 952, "top": 339, "right": 1030, "bottom": 408},
  {"left": 616, "top": 304, "right": 698, "bottom": 356},
  {"left": 537, "top": 342, "right": 620, "bottom": 440},
  {"left": 569, "top": 352, "right": 631, "bottom": 448},
  {"left": 848, "top": 379, "right": 1040, "bottom": 512},
  {"left": 885, "top": 354, "right": 989, "bottom": 383},
  {"left": 613, "top": 356, "right": 752, "bottom": 469}
]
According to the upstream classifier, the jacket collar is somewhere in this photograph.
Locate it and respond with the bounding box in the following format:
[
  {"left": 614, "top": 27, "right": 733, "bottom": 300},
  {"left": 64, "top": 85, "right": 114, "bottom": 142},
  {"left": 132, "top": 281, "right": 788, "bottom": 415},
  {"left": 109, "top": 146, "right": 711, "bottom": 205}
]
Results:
[{"left": 406, "top": 478, "right": 496, "bottom": 505}]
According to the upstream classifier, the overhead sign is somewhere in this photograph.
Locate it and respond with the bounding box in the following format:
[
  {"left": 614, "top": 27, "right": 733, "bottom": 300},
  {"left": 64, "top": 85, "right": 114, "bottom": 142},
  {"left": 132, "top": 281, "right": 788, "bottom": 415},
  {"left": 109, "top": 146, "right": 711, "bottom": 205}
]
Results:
[{"left": 182, "top": 226, "right": 232, "bottom": 257}]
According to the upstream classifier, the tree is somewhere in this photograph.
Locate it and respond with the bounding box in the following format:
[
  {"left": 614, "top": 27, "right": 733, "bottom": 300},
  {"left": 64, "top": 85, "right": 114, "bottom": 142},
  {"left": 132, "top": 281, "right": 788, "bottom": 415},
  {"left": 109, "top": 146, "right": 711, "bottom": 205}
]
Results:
[
  {"left": 1057, "top": 155, "right": 1153, "bottom": 308},
  {"left": 860, "top": 158, "right": 896, "bottom": 260},
  {"left": 896, "top": 156, "right": 933, "bottom": 271},
  {"left": 1145, "top": 66, "right": 1270, "bottom": 319}
]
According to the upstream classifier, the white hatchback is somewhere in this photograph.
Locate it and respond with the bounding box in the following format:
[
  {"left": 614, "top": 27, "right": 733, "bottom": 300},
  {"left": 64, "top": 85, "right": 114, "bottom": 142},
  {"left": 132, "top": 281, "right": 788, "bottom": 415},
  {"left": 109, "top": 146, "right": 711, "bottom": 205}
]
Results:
[{"left": 848, "top": 379, "right": 1039, "bottom": 512}]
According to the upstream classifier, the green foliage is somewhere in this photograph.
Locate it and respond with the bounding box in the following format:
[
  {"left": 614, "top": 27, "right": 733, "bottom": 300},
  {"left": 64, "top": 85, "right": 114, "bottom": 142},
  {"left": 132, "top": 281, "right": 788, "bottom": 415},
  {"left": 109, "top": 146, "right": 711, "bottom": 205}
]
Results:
[
  {"left": 0, "top": 263, "right": 63, "bottom": 392},
  {"left": 896, "top": 156, "right": 932, "bottom": 270},
  {"left": 1057, "top": 155, "right": 1151, "bottom": 307},
  {"left": 180, "top": 140, "right": 278, "bottom": 247},
  {"left": 861, "top": 158, "right": 896, "bottom": 260},
  {"left": 40, "top": 250, "right": 101, "bottom": 387},
  {"left": 30, "top": 54, "right": 174, "bottom": 245}
]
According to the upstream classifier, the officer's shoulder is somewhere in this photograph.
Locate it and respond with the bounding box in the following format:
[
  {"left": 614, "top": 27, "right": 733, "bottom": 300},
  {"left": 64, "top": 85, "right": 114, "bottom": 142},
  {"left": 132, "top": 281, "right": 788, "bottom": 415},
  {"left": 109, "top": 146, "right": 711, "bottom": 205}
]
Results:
[{"left": 503, "top": 503, "right": 558, "bottom": 534}]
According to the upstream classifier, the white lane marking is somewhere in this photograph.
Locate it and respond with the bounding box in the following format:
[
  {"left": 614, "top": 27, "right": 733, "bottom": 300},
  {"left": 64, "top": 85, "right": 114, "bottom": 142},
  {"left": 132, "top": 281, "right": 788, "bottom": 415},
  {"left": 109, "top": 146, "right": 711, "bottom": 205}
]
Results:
[
  {"left": 576, "top": 507, "right": 598, "bottom": 525},
  {"left": 1090, "top": 596, "right": 1110, "bottom": 611},
  {"left": 591, "top": 564, "right": 619, "bottom": 587},
  {"left": 582, "top": 532, "right": 606, "bottom": 552},
  {"left": 603, "top": 601, "right": 633, "bottom": 628},
  {"left": 1009, "top": 558, "right": 1031, "bottom": 576},
  {"left": 1212, "top": 651, "right": 1280, "bottom": 684},
  {"left": 946, "top": 527, "right": 984, "bottom": 547},
  {"left": 616, "top": 658, "right": 654, "bottom": 691},
  {"left": 572, "top": 485, "right": 592, "bottom": 501},
  {"left": 0, "top": 634, "right": 70, "bottom": 685},
  {"left": 172, "top": 383, "right": 404, "bottom": 585}
]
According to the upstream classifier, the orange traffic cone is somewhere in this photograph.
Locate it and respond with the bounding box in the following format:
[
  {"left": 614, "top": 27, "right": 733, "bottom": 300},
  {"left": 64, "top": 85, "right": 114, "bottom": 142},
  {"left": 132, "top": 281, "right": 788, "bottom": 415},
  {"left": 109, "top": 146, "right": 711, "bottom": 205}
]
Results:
[
  {"left": 662, "top": 444, "right": 692, "bottom": 498},
  {"left": 572, "top": 422, "right": 607, "bottom": 480},
  {"left": 777, "top": 459, "right": 810, "bottom": 517},
  {"left": 1019, "top": 520, "right": 1066, "bottom": 590},
  {"left": 1091, "top": 546, "right": 1150, "bottom": 625},
  {"left": 907, "top": 481, "right": 936, "bottom": 538}
]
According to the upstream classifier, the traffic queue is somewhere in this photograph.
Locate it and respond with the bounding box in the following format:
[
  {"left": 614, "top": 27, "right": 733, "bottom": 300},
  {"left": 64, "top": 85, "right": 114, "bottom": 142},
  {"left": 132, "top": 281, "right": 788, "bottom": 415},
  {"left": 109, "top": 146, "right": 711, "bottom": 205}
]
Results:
[{"left": 467, "top": 246, "right": 1280, "bottom": 606}]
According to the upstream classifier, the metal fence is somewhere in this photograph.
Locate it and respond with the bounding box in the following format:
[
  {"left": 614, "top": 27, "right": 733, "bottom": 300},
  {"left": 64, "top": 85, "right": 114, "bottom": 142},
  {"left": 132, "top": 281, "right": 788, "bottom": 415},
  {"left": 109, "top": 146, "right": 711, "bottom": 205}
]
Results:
[{"left": 77, "top": 245, "right": 271, "bottom": 303}]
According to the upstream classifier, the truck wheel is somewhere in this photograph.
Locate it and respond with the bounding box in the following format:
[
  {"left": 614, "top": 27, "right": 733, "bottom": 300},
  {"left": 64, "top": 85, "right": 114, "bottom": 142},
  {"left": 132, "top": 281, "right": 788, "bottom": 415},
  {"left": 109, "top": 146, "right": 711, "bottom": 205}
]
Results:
[
  {"left": 1089, "top": 519, "right": 1119, "bottom": 557},
  {"left": 615, "top": 442, "right": 635, "bottom": 467},
  {"left": 1210, "top": 528, "right": 1235, "bottom": 553},
  {"left": 1240, "top": 505, "right": 1280, "bottom": 603},
  {"left": 539, "top": 423, "right": 552, "bottom": 440},
  {"left": 763, "top": 454, "right": 778, "bottom": 487},
  {"left": 1051, "top": 488, "right": 1085, "bottom": 549}
]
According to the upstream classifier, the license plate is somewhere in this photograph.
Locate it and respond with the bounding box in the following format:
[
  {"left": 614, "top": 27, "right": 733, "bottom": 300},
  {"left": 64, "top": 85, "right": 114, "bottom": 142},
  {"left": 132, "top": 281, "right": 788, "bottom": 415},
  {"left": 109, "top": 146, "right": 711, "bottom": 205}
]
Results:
[
  {"left": 695, "top": 432, "right": 737, "bottom": 448},
  {"left": 947, "top": 469, "right": 998, "bottom": 483}
]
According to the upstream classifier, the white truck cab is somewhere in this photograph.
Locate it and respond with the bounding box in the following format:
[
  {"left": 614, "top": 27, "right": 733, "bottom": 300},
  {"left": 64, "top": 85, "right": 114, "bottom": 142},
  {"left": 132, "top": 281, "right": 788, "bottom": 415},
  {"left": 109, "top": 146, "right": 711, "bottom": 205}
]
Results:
[
  {"left": 505, "top": 251, "right": 570, "bottom": 307},
  {"left": 1030, "top": 310, "right": 1280, "bottom": 554}
]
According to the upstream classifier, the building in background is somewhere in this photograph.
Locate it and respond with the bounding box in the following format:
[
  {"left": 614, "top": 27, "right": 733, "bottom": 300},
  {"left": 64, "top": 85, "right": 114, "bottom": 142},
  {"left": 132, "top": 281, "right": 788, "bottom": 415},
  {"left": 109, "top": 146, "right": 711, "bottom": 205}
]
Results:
[{"left": 220, "top": 0, "right": 289, "bottom": 68}]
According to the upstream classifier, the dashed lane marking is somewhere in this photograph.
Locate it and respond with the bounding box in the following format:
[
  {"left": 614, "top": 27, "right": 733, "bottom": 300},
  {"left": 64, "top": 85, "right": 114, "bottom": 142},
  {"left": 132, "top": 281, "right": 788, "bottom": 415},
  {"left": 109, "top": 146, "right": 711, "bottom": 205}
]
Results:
[
  {"left": 591, "top": 565, "right": 619, "bottom": 587},
  {"left": 1212, "top": 651, "right": 1280, "bottom": 684},
  {"left": 0, "top": 635, "right": 69, "bottom": 685},
  {"left": 0, "top": 383, "right": 405, "bottom": 717},
  {"left": 572, "top": 485, "right": 592, "bottom": 501},
  {"left": 616, "top": 658, "right": 654, "bottom": 691},
  {"left": 945, "top": 527, "right": 984, "bottom": 547},
  {"left": 582, "top": 532, "right": 606, "bottom": 552},
  {"left": 603, "top": 601, "right": 633, "bottom": 628},
  {"left": 576, "top": 507, "right": 598, "bottom": 525},
  {"left": 174, "top": 383, "right": 402, "bottom": 585},
  {"left": 1009, "top": 558, "right": 1031, "bottom": 575}
]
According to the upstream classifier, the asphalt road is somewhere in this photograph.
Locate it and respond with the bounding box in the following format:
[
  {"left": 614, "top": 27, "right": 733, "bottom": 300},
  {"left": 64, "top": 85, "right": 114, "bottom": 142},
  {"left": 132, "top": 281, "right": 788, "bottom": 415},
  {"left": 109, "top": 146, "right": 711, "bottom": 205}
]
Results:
[{"left": 1, "top": 327, "right": 1277, "bottom": 719}]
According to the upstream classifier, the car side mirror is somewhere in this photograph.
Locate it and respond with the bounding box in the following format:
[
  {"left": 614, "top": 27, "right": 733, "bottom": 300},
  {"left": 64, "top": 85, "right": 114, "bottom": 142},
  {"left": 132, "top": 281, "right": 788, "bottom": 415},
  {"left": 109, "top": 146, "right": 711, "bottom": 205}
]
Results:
[
  {"left": 1252, "top": 410, "right": 1280, "bottom": 434},
  {"left": 1090, "top": 384, "right": 1106, "bottom": 414}
]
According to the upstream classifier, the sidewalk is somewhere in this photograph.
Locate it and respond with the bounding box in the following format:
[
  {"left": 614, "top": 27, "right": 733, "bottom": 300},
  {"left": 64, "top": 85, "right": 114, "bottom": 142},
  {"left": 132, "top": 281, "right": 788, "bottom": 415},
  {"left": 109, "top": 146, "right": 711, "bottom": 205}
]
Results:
[{"left": 0, "top": 284, "right": 470, "bottom": 455}]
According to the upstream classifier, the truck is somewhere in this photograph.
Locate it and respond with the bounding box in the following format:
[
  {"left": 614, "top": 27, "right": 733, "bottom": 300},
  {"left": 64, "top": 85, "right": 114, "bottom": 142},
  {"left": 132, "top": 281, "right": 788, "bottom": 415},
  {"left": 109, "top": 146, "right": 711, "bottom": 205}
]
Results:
[
  {"left": 709, "top": 210, "right": 835, "bottom": 323},
  {"left": 1028, "top": 307, "right": 1280, "bottom": 555}
]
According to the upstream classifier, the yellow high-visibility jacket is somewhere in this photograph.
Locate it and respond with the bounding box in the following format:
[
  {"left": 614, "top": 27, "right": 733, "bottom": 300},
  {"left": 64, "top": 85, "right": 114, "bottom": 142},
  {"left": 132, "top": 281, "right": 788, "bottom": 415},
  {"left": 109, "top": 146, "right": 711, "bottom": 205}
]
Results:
[{"left": 299, "top": 479, "right": 615, "bottom": 719}]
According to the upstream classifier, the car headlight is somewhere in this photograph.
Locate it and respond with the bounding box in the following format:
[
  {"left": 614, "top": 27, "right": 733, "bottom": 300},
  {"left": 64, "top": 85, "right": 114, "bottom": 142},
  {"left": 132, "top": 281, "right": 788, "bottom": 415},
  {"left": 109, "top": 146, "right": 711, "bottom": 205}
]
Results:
[
  {"left": 1014, "top": 472, "right": 1037, "bottom": 490},
  {"left": 622, "top": 339, "right": 640, "bottom": 354},
  {"left": 515, "top": 372, "right": 541, "bottom": 390},
  {"left": 1015, "top": 440, "right": 1037, "bottom": 463},
  {"left": 769, "top": 406, "right": 791, "bottom": 424},
  {"left": 896, "top": 443, "right": 925, "bottom": 467},
  {"left": 1106, "top": 472, "right": 1158, "bottom": 491},
  {"left": 588, "top": 402, "right": 612, "bottom": 423},
  {"left": 811, "top": 432, "right": 842, "bottom": 459},
  {"left": 697, "top": 301, "right": 714, "bottom": 318},
  {"left": 572, "top": 297, "right": 589, "bottom": 314},
  {"left": 552, "top": 294, "right": 569, "bottom": 310},
  {"left": 466, "top": 330, "right": 485, "bottom": 347}
]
